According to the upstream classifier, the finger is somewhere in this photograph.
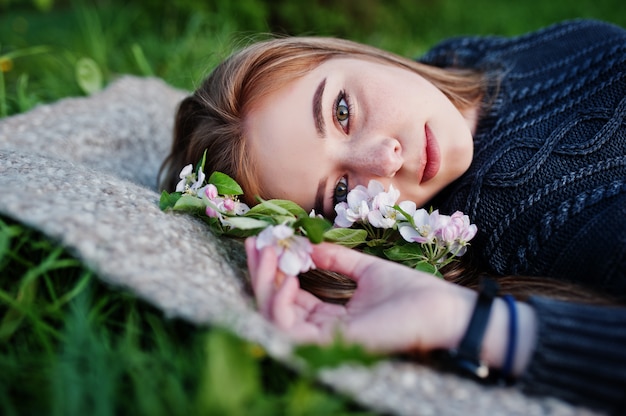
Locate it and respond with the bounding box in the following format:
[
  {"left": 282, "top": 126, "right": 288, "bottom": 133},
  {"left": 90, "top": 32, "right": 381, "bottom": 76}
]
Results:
[
  {"left": 271, "top": 274, "right": 301, "bottom": 329},
  {"left": 310, "top": 242, "right": 390, "bottom": 282},
  {"left": 306, "top": 303, "right": 347, "bottom": 326},
  {"left": 252, "top": 246, "right": 280, "bottom": 319},
  {"left": 245, "top": 237, "right": 259, "bottom": 282},
  {"left": 293, "top": 285, "right": 325, "bottom": 310},
  {"left": 272, "top": 276, "right": 339, "bottom": 344}
]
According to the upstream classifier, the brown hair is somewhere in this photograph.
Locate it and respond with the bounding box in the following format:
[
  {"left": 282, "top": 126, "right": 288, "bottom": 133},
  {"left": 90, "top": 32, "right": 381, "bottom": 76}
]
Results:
[
  {"left": 300, "top": 250, "right": 621, "bottom": 306},
  {"left": 159, "top": 35, "right": 618, "bottom": 306}
]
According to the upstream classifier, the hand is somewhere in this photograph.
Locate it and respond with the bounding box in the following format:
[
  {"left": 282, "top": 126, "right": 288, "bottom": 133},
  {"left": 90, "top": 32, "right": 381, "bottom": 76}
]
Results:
[{"left": 246, "top": 238, "right": 478, "bottom": 354}]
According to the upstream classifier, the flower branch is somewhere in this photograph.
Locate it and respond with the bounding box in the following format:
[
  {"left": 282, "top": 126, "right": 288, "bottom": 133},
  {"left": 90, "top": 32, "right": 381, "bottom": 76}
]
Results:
[{"left": 161, "top": 157, "right": 477, "bottom": 278}]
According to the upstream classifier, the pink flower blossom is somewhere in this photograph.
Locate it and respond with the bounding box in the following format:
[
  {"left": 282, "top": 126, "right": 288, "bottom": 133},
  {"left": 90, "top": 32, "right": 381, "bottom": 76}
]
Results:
[
  {"left": 444, "top": 211, "right": 478, "bottom": 256},
  {"left": 256, "top": 225, "right": 315, "bottom": 275},
  {"left": 205, "top": 205, "right": 220, "bottom": 218},
  {"left": 398, "top": 208, "right": 477, "bottom": 257},
  {"left": 205, "top": 196, "right": 250, "bottom": 220},
  {"left": 222, "top": 198, "right": 235, "bottom": 212},
  {"left": 203, "top": 183, "right": 250, "bottom": 221},
  {"left": 450, "top": 211, "right": 478, "bottom": 242},
  {"left": 204, "top": 183, "right": 218, "bottom": 199}
]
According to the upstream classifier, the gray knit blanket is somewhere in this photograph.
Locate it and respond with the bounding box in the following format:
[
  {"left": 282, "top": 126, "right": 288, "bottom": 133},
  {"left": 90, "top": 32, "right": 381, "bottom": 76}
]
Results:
[{"left": 0, "top": 76, "right": 595, "bottom": 416}]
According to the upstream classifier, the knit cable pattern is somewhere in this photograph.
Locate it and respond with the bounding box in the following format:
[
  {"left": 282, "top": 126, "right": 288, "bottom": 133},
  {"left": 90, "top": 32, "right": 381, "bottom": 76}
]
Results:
[{"left": 422, "top": 20, "right": 626, "bottom": 286}]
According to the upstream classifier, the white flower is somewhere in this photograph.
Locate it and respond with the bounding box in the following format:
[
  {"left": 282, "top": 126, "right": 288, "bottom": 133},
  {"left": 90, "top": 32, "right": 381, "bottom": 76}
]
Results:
[
  {"left": 367, "top": 184, "right": 400, "bottom": 228},
  {"left": 365, "top": 180, "right": 385, "bottom": 196},
  {"left": 175, "top": 164, "right": 193, "bottom": 192},
  {"left": 398, "top": 208, "right": 442, "bottom": 244},
  {"left": 232, "top": 200, "right": 250, "bottom": 215},
  {"left": 256, "top": 225, "right": 315, "bottom": 275},
  {"left": 195, "top": 170, "right": 206, "bottom": 189},
  {"left": 175, "top": 164, "right": 205, "bottom": 194},
  {"left": 334, "top": 185, "right": 371, "bottom": 227},
  {"left": 334, "top": 180, "right": 398, "bottom": 228}
]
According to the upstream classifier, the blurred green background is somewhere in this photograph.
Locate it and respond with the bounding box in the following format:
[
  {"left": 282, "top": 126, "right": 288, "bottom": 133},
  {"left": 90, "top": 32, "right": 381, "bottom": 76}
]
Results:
[
  {"left": 1, "top": 0, "right": 626, "bottom": 117},
  {"left": 1, "top": 1, "right": 625, "bottom": 415}
]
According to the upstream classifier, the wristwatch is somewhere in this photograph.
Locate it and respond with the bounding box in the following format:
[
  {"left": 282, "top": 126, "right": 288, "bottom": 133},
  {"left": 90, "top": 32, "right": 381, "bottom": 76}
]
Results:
[{"left": 433, "top": 276, "right": 500, "bottom": 382}]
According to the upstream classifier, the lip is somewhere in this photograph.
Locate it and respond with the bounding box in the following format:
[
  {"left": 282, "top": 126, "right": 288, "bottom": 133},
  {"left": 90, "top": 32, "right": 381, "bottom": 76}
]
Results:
[{"left": 421, "top": 124, "right": 441, "bottom": 183}]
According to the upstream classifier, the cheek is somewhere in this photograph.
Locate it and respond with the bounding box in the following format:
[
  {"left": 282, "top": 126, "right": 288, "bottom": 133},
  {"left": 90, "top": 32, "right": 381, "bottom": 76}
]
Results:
[{"left": 440, "top": 132, "right": 473, "bottom": 184}]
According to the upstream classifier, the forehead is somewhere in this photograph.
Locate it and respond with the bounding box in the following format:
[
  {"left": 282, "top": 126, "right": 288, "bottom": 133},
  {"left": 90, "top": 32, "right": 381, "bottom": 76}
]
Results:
[{"left": 244, "top": 62, "right": 324, "bottom": 207}]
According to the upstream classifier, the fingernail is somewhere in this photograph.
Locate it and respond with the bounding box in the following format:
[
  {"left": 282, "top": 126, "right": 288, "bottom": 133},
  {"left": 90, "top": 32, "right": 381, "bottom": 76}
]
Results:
[{"left": 274, "top": 272, "right": 286, "bottom": 288}]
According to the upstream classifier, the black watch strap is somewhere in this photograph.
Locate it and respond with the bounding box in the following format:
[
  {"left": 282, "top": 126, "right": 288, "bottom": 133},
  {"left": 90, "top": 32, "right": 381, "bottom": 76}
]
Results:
[{"left": 435, "top": 276, "right": 499, "bottom": 380}]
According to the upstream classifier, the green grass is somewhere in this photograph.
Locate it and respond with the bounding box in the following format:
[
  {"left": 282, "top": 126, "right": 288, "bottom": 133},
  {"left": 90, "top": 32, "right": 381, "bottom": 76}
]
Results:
[
  {"left": 1, "top": 0, "right": 625, "bottom": 414},
  {"left": 1, "top": 0, "right": 625, "bottom": 114},
  {"left": 0, "top": 217, "right": 372, "bottom": 415}
]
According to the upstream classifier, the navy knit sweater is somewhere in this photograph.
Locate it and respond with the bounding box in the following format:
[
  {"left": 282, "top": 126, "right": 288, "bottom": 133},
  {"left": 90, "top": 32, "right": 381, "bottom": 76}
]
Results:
[{"left": 421, "top": 20, "right": 626, "bottom": 413}]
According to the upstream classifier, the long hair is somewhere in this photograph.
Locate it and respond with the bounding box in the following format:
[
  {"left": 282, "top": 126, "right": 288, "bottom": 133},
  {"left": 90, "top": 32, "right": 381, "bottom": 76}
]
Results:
[{"left": 300, "top": 248, "right": 621, "bottom": 306}]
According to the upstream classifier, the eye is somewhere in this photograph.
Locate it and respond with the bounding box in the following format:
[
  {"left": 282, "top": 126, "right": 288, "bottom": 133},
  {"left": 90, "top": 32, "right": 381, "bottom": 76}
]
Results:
[
  {"left": 335, "top": 92, "right": 351, "bottom": 133},
  {"left": 333, "top": 176, "right": 349, "bottom": 205}
]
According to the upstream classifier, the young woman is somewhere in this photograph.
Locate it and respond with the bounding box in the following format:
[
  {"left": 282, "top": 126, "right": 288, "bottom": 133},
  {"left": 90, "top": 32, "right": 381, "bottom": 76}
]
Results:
[{"left": 161, "top": 19, "right": 626, "bottom": 413}]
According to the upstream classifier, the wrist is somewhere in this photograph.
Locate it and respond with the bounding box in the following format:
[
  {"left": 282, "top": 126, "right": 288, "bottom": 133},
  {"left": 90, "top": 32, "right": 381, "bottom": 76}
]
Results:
[
  {"left": 434, "top": 277, "right": 539, "bottom": 382},
  {"left": 482, "top": 298, "right": 538, "bottom": 377},
  {"left": 435, "top": 277, "right": 500, "bottom": 380}
]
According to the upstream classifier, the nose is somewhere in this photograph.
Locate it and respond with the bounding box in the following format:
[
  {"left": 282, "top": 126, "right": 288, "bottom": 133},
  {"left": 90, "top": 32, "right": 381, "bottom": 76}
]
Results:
[{"left": 344, "top": 137, "right": 403, "bottom": 178}]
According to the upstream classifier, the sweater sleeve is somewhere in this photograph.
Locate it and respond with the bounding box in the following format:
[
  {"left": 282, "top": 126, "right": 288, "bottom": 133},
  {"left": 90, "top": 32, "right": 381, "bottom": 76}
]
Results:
[{"left": 519, "top": 296, "right": 626, "bottom": 414}]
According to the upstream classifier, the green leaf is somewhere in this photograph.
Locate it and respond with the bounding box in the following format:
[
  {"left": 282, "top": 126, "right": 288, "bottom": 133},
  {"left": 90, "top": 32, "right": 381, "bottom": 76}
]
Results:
[
  {"left": 208, "top": 171, "right": 243, "bottom": 195},
  {"left": 198, "top": 149, "right": 208, "bottom": 173},
  {"left": 383, "top": 243, "right": 426, "bottom": 261},
  {"left": 243, "top": 214, "right": 293, "bottom": 226},
  {"left": 362, "top": 245, "right": 387, "bottom": 259},
  {"left": 294, "top": 217, "right": 332, "bottom": 244},
  {"left": 159, "top": 191, "right": 182, "bottom": 211},
  {"left": 365, "top": 238, "right": 390, "bottom": 248},
  {"left": 172, "top": 195, "right": 206, "bottom": 212},
  {"left": 221, "top": 227, "right": 260, "bottom": 238},
  {"left": 415, "top": 261, "right": 441, "bottom": 277},
  {"left": 222, "top": 216, "right": 269, "bottom": 231},
  {"left": 248, "top": 199, "right": 307, "bottom": 218},
  {"left": 393, "top": 203, "right": 416, "bottom": 228},
  {"left": 322, "top": 228, "right": 367, "bottom": 248},
  {"left": 199, "top": 214, "right": 223, "bottom": 228},
  {"left": 75, "top": 57, "right": 102, "bottom": 95}
]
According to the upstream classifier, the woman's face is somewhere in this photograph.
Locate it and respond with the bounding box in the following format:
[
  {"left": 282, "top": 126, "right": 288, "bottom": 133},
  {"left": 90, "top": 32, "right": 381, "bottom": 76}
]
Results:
[{"left": 246, "top": 57, "right": 476, "bottom": 217}]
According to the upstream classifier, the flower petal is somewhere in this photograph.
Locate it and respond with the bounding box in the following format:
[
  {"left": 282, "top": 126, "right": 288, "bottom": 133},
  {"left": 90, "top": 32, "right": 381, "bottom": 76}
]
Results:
[
  {"left": 179, "top": 164, "right": 193, "bottom": 179},
  {"left": 399, "top": 225, "right": 422, "bottom": 242}
]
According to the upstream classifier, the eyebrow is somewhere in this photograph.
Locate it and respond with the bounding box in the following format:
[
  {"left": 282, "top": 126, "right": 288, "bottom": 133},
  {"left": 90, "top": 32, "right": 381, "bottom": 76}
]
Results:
[
  {"left": 313, "top": 78, "right": 327, "bottom": 138},
  {"left": 314, "top": 176, "right": 327, "bottom": 216}
]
